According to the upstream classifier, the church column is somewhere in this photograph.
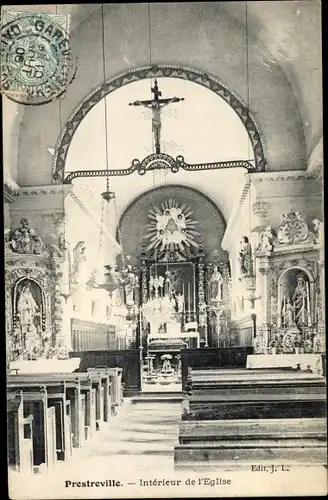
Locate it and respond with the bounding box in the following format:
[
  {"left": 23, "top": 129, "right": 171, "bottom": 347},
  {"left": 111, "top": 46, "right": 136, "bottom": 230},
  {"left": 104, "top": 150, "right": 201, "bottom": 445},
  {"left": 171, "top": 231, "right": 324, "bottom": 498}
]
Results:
[
  {"left": 315, "top": 241, "right": 325, "bottom": 353},
  {"left": 197, "top": 256, "right": 208, "bottom": 346},
  {"left": 255, "top": 262, "right": 271, "bottom": 353},
  {"left": 140, "top": 259, "right": 148, "bottom": 346}
]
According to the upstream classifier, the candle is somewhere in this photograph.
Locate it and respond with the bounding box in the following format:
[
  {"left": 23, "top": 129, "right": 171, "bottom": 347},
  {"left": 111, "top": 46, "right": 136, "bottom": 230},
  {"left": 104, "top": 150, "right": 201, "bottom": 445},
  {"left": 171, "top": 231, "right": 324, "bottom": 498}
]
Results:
[
  {"left": 306, "top": 282, "right": 311, "bottom": 326},
  {"left": 188, "top": 283, "right": 191, "bottom": 315},
  {"left": 193, "top": 277, "right": 196, "bottom": 321}
]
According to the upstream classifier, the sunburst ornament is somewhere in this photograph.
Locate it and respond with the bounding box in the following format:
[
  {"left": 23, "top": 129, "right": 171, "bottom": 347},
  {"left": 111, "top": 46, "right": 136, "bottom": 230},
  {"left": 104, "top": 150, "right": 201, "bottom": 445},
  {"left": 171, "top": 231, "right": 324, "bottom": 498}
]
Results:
[{"left": 145, "top": 199, "right": 201, "bottom": 253}]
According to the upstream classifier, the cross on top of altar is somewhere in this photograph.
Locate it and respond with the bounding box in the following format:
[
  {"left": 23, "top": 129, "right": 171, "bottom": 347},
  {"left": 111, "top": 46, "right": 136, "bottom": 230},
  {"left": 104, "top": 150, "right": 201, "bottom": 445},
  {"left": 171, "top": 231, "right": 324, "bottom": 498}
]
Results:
[{"left": 129, "top": 79, "right": 185, "bottom": 154}]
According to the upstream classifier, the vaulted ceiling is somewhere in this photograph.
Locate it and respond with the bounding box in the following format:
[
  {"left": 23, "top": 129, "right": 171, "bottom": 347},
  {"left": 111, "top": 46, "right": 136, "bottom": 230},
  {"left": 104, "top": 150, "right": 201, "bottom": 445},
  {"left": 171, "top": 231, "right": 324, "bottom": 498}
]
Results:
[{"left": 4, "top": 2, "right": 322, "bottom": 225}]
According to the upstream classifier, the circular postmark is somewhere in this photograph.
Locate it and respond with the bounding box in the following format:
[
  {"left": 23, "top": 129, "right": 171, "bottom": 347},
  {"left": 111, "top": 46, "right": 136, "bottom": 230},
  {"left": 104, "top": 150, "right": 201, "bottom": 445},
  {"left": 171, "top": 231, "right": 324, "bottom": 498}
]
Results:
[{"left": 1, "top": 11, "right": 77, "bottom": 105}]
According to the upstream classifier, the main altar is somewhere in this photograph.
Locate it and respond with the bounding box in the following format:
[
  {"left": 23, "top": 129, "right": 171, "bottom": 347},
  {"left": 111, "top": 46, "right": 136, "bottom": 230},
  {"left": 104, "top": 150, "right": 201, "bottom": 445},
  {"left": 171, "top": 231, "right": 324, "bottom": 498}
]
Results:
[{"left": 123, "top": 197, "right": 232, "bottom": 386}]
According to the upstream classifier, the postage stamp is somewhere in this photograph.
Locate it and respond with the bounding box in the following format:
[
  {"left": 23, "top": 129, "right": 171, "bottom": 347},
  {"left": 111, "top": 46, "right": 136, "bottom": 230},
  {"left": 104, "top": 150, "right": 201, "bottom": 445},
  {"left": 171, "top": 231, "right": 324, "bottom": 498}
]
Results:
[{"left": 0, "top": 10, "right": 76, "bottom": 105}]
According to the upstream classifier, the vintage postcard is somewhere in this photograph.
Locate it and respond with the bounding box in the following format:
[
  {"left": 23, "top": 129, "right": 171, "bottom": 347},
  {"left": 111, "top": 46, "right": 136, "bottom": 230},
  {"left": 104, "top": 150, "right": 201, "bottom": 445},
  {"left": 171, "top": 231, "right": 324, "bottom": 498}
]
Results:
[{"left": 3, "top": 2, "right": 326, "bottom": 499}]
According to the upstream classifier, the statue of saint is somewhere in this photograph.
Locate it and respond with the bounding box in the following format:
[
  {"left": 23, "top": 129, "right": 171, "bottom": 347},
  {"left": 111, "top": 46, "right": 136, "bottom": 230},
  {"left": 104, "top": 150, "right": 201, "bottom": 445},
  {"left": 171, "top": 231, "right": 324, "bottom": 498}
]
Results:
[
  {"left": 10, "top": 218, "right": 43, "bottom": 254},
  {"left": 17, "top": 282, "right": 39, "bottom": 333},
  {"left": 282, "top": 299, "right": 296, "bottom": 328},
  {"left": 257, "top": 226, "right": 275, "bottom": 252},
  {"left": 238, "top": 236, "right": 253, "bottom": 278},
  {"left": 71, "top": 241, "right": 87, "bottom": 285},
  {"left": 292, "top": 275, "right": 309, "bottom": 326},
  {"left": 164, "top": 270, "right": 179, "bottom": 298},
  {"left": 208, "top": 265, "right": 223, "bottom": 302},
  {"left": 312, "top": 219, "right": 324, "bottom": 246}
]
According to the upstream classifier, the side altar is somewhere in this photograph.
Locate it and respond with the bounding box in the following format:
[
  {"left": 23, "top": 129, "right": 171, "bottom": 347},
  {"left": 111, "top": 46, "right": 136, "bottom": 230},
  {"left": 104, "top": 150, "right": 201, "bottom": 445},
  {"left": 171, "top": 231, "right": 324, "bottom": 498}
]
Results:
[{"left": 251, "top": 210, "right": 324, "bottom": 374}]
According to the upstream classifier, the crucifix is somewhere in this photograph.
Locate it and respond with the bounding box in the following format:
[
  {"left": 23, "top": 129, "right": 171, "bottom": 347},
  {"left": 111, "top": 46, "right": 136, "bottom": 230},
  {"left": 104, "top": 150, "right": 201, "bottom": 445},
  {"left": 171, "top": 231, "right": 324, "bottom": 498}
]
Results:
[{"left": 129, "top": 79, "right": 185, "bottom": 154}]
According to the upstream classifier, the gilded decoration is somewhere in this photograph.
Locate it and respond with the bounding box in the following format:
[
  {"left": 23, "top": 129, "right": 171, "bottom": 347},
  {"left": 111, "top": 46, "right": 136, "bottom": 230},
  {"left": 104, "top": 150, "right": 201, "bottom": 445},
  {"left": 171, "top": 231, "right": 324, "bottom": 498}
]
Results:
[
  {"left": 143, "top": 199, "right": 203, "bottom": 262},
  {"left": 5, "top": 250, "right": 67, "bottom": 361}
]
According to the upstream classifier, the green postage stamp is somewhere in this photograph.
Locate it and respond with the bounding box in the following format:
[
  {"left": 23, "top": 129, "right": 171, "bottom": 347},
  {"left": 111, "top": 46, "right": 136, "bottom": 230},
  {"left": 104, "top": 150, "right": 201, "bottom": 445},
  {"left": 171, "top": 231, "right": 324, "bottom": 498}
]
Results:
[{"left": 0, "top": 9, "right": 76, "bottom": 104}]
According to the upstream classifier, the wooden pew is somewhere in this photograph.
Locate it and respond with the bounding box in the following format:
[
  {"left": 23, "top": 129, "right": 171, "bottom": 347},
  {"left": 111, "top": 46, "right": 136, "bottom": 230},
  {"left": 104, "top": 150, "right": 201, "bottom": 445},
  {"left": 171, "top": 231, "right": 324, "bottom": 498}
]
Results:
[
  {"left": 184, "top": 392, "right": 326, "bottom": 420},
  {"left": 189, "top": 368, "right": 325, "bottom": 389},
  {"left": 7, "top": 391, "right": 34, "bottom": 474},
  {"left": 80, "top": 372, "right": 104, "bottom": 429},
  {"left": 97, "top": 367, "right": 123, "bottom": 410},
  {"left": 7, "top": 387, "right": 57, "bottom": 472},
  {"left": 87, "top": 368, "right": 111, "bottom": 423},
  {"left": 184, "top": 368, "right": 326, "bottom": 420},
  {"left": 175, "top": 418, "right": 327, "bottom": 466},
  {"left": 8, "top": 376, "right": 74, "bottom": 460},
  {"left": 7, "top": 373, "right": 92, "bottom": 449}
]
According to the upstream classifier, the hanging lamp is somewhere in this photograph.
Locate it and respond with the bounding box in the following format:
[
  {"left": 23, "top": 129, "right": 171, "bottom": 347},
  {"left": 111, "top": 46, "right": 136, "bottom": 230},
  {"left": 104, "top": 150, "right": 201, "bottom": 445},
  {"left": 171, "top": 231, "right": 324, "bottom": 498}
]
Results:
[{"left": 100, "top": 4, "right": 116, "bottom": 203}]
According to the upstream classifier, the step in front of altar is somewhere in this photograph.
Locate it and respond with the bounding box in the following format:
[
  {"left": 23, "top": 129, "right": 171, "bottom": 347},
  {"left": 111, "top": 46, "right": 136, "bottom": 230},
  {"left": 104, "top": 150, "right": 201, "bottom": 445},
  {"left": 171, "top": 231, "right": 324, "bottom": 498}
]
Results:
[
  {"left": 174, "top": 442, "right": 327, "bottom": 466},
  {"left": 178, "top": 418, "right": 327, "bottom": 443},
  {"left": 174, "top": 417, "right": 327, "bottom": 466}
]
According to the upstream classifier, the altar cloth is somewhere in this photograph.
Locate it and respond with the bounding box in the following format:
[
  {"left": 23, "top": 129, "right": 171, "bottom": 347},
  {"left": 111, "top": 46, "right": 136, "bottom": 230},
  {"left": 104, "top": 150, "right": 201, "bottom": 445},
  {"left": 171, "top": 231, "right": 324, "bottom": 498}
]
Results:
[
  {"left": 9, "top": 357, "right": 81, "bottom": 374},
  {"left": 246, "top": 354, "right": 323, "bottom": 375}
]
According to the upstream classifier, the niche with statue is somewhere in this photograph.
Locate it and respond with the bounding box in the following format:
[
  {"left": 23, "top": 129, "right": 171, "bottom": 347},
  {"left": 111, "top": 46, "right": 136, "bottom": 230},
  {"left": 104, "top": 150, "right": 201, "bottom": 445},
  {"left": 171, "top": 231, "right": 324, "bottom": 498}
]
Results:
[
  {"left": 278, "top": 270, "right": 313, "bottom": 330},
  {"left": 254, "top": 209, "right": 323, "bottom": 355},
  {"left": 10, "top": 278, "right": 51, "bottom": 360},
  {"left": 275, "top": 268, "right": 315, "bottom": 354}
]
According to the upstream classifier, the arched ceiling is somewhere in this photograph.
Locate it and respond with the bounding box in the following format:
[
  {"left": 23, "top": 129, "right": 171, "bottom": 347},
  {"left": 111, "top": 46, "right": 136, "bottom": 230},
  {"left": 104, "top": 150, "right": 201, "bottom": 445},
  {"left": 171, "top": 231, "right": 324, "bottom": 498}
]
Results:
[{"left": 4, "top": 2, "right": 322, "bottom": 221}]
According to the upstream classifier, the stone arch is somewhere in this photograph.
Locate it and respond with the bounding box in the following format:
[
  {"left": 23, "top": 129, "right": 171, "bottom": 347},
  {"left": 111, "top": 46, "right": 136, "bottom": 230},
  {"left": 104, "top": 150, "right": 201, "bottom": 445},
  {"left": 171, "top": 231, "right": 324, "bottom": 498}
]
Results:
[{"left": 53, "top": 64, "right": 266, "bottom": 182}]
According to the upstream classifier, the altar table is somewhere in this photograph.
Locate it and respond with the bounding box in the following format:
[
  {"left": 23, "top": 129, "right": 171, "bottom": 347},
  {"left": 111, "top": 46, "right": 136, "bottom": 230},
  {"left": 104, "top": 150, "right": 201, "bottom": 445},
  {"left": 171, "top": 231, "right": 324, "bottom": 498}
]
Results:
[
  {"left": 10, "top": 358, "right": 81, "bottom": 374},
  {"left": 148, "top": 332, "right": 200, "bottom": 349}
]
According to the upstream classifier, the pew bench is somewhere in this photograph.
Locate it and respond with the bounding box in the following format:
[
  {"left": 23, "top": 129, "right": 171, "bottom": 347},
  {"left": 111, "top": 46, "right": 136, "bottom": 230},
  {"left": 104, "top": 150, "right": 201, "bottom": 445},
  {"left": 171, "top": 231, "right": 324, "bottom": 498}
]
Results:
[
  {"left": 189, "top": 368, "right": 325, "bottom": 390},
  {"left": 7, "top": 387, "right": 57, "bottom": 473},
  {"left": 88, "top": 366, "right": 123, "bottom": 416},
  {"left": 8, "top": 378, "right": 75, "bottom": 462},
  {"left": 87, "top": 369, "right": 111, "bottom": 425},
  {"left": 174, "top": 418, "right": 327, "bottom": 467},
  {"left": 7, "top": 391, "right": 34, "bottom": 474},
  {"left": 7, "top": 373, "right": 95, "bottom": 449},
  {"left": 183, "top": 392, "right": 327, "bottom": 420}
]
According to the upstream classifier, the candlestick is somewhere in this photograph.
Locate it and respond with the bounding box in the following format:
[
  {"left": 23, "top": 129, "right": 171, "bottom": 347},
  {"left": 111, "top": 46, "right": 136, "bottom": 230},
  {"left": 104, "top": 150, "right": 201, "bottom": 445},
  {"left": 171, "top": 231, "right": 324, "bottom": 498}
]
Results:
[
  {"left": 193, "top": 278, "right": 196, "bottom": 322},
  {"left": 306, "top": 281, "right": 311, "bottom": 326}
]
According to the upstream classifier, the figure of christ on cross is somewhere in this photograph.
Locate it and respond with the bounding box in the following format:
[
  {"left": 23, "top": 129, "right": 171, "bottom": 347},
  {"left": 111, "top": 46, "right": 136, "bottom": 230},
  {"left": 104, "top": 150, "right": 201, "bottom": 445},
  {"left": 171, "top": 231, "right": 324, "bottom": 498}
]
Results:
[{"left": 129, "top": 79, "right": 184, "bottom": 154}]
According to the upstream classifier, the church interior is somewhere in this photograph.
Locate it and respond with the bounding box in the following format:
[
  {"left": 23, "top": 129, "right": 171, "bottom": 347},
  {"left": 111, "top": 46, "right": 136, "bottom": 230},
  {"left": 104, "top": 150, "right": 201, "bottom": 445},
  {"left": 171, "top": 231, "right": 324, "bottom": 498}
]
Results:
[{"left": 4, "top": 2, "right": 326, "bottom": 497}]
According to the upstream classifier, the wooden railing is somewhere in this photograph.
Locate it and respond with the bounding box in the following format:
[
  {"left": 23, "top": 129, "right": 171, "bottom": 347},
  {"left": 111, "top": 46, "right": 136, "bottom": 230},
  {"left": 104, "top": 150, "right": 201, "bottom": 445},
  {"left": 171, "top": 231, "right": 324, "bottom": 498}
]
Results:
[
  {"left": 181, "top": 346, "right": 253, "bottom": 390},
  {"left": 71, "top": 319, "right": 131, "bottom": 351},
  {"left": 70, "top": 350, "right": 141, "bottom": 396}
]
